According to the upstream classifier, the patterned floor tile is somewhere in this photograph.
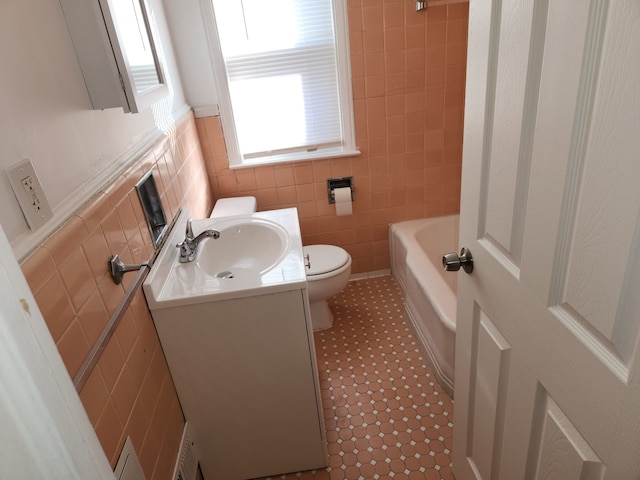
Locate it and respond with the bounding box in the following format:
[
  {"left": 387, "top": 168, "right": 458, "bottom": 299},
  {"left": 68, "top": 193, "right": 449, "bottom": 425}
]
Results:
[{"left": 258, "top": 276, "right": 455, "bottom": 480}]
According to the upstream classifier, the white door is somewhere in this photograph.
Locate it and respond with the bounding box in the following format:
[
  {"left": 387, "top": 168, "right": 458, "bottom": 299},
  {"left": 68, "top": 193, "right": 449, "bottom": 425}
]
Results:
[
  {"left": 0, "top": 223, "right": 115, "bottom": 479},
  {"left": 453, "top": 1, "right": 640, "bottom": 479}
]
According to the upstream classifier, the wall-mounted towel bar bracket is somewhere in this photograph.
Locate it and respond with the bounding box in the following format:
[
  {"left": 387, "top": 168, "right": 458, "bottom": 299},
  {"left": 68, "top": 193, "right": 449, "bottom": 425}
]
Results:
[{"left": 109, "top": 255, "right": 150, "bottom": 285}]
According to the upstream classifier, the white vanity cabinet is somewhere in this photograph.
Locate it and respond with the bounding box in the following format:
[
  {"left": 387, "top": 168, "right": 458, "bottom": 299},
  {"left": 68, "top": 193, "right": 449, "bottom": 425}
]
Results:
[{"left": 150, "top": 287, "right": 327, "bottom": 480}]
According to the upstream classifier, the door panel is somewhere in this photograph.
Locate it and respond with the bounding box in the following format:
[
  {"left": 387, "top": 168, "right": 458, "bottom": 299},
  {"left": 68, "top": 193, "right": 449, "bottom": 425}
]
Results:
[
  {"left": 483, "top": 0, "right": 539, "bottom": 267},
  {"left": 527, "top": 392, "right": 605, "bottom": 480},
  {"left": 520, "top": 0, "right": 602, "bottom": 300},
  {"left": 465, "top": 306, "right": 512, "bottom": 480},
  {"left": 455, "top": 0, "right": 640, "bottom": 478}
]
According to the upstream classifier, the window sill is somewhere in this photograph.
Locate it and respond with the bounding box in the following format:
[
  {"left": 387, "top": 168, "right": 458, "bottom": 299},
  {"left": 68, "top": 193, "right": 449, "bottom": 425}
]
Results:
[{"left": 229, "top": 147, "right": 361, "bottom": 170}]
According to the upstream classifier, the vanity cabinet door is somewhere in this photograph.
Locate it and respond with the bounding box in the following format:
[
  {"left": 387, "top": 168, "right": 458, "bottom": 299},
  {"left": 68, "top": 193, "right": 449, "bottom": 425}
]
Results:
[{"left": 151, "top": 289, "right": 327, "bottom": 480}]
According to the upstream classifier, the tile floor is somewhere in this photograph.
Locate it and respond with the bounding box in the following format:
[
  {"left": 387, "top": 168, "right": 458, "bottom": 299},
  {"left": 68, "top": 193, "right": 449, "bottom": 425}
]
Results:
[{"left": 260, "top": 275, "right": 455, "bottom": 480}]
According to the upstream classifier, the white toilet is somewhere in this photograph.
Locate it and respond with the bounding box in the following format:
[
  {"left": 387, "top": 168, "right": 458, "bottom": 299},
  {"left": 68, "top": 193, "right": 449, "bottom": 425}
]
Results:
[
  {"left": 210, "top": 196, "right": 351, "bottom": 331},
  {"left": 303, "top": 244, "right": 352, "bottom": 331}
]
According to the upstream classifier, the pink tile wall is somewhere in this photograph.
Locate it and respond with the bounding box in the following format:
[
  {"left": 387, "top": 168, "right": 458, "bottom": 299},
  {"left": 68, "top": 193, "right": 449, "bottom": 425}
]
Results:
[
  {"left": 196, "top": 1, "right": 468, "bottom": 274},
  {"left": 20, "top": 111, "right": 214, "bottom": 480}
]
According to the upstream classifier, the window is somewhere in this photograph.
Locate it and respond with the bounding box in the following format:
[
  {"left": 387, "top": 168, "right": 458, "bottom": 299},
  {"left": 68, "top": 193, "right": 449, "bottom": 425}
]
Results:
[{"left": 209, "top": 0, "right": 358, "bottom": 167}]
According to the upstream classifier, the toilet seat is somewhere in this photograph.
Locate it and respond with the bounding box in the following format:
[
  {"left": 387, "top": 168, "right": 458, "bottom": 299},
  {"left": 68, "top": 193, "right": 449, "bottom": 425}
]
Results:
[{"left": 303, "top": 245, "right": 350, "bottom": 277}]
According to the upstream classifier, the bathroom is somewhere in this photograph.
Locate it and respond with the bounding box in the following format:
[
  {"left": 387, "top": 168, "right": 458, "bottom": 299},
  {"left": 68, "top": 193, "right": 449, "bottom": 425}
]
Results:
[
  {"left": 3, "top": 0, "right": 637, "bottom": 478},
  {"left": 0, "top": 0, "right": 640, "bottom": 480}
]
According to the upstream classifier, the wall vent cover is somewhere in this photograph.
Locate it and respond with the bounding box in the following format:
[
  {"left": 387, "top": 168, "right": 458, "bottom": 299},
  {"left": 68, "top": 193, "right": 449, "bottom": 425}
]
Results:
[{"left": 174, "top": 422, "right": 199, "bottom": 480}]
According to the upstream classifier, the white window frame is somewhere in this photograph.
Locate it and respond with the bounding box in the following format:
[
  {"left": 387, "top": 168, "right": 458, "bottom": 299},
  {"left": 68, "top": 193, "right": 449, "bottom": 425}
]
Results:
[{"left": 200, "top": 0, "right": 359, "bottom": 168}]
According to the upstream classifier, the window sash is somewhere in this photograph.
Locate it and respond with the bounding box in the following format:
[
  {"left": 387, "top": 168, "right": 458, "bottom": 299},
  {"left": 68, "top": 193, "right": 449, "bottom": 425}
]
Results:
[
  {"left": 226, "top": 44, "right": 342, "bottom": 156},
  {"left": 208, "top": 0, "right": 357, "bottom": 167}
]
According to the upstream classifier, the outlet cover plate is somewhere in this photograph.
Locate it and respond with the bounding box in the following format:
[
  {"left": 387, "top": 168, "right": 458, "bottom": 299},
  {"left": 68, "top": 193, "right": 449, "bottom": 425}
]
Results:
[{"left": 6, "top": 159, "right": 53, "bottom": 231}]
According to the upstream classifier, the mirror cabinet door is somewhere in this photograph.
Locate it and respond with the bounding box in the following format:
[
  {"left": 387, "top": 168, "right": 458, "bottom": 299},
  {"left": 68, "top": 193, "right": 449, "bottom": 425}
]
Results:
[{"left": 60, "top": 0, "right": 168, "bottom": 113}]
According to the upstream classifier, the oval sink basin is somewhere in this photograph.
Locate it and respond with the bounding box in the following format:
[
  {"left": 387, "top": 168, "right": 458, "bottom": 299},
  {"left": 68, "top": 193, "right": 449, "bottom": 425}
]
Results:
[
  {"left": 195, "top": 218, "right": 290, "bottom": 278},
  {"left": 143, "top": 209, "right": 307, "bottom": 309}
]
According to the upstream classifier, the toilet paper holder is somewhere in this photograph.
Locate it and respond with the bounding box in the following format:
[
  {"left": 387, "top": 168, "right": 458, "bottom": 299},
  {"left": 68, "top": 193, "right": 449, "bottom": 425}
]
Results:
[{"left": 327, "top": 177, "right": 354, "bottom": 204}]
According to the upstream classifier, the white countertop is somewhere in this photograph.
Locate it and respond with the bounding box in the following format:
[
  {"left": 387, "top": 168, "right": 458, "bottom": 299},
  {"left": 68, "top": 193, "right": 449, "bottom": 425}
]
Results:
[{"left": 143, "top": 208, "right": 307, "bottom": 310}]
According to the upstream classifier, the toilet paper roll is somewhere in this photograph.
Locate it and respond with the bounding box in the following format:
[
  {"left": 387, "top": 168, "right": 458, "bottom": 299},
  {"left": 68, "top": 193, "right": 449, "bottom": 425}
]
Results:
[{"left": 334, "top": 187, "right": 353, "bottom": 216}]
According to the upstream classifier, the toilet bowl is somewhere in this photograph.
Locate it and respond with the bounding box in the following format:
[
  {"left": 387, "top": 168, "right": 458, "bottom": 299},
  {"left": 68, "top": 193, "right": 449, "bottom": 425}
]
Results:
[{"left": 303, "top": 244, "right": 352, "bottom": 331}]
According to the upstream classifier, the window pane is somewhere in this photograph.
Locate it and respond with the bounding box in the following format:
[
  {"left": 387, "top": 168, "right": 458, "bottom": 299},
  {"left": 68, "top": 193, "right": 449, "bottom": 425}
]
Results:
[
  {"left": 214, "top": 0, "right": 334, "bottom": 55},
  {"left": 231, "top": 75, "right": 306, "bottom": 154},
  {"left": 111, "top": 0, "right": 160, "bottom": 93}
]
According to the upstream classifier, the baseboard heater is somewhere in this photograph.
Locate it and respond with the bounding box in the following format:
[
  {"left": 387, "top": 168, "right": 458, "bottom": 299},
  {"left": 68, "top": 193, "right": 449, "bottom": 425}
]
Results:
[{"left": 174, "top": 422, "right": 200, "bottom": 480}]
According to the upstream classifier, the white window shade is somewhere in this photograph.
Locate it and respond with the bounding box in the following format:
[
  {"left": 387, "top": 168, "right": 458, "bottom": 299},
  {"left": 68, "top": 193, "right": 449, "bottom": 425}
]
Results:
[{"left": 211, "top": 0, "right": 357, "bottom": 166}]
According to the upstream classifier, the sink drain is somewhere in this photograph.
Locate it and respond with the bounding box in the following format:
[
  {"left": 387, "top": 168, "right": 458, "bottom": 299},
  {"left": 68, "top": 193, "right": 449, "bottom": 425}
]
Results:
[{"left": 216, "top": 271, "right": 234, "bottom": 279}]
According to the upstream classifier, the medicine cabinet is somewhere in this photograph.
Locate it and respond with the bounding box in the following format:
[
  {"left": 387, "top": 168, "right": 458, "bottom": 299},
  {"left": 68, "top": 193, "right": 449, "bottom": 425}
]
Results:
[{"left": 59, "top": 0, "right": 168, "bottom": 113}]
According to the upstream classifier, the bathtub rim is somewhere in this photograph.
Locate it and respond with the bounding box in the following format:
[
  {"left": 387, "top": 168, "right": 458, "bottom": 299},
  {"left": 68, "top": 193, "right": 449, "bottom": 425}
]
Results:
[
  {"left": 390, "top": 214, "right": 459, "bottom": 397},
  {"left": 391, "top": 215, "right": 458, "bottom": 330}
]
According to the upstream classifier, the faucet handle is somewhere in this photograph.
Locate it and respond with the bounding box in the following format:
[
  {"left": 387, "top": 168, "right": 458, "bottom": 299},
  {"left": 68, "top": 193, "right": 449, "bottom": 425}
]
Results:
[
  {"left": 176, "top": 240, "right": 195, "bottom": 263},
  {"left": 185, "top": 218, "right": 194, "bottom": 240}
]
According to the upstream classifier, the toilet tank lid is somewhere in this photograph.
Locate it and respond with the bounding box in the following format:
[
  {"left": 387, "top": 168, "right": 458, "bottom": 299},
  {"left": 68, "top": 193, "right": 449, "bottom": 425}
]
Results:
[
  {"left": 303, "top": 245, "right": 350, "bottom": 276},
  {"left": 210, "top": 196, "right": 257, "bottom": 218}
]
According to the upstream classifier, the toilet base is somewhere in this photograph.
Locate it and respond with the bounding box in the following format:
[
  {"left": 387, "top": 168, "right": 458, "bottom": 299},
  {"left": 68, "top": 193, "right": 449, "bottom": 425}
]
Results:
[{"left": 309, "top": 300, "right": 334, "bottom": 331}]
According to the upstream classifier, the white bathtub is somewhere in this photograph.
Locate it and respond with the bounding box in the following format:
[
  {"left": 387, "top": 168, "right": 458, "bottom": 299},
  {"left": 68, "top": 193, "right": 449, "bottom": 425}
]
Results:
[{"left": 390, "top": 215, "right": 458, "bottom": 396}]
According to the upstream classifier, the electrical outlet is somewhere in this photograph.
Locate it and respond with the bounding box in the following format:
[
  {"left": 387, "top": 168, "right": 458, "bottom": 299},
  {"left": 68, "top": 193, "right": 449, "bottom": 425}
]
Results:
[
  {"left": 6, "top": 159, "right": 53, "bottom": 231},
  {"left": 21, "top": 176, "right": 40, "bottom": 213}
]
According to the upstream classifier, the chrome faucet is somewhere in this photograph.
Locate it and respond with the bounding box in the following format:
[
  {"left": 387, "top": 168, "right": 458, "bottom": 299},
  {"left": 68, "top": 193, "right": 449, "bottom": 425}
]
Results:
[{"left": 176, "top": 218, "right": 220, "bottom": 263}]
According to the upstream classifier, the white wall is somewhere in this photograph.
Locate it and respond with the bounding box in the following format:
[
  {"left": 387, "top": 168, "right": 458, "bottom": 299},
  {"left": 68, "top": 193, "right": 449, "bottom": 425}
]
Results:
[{"left": 0, "top": 0, "right": 189, "bottom": 260}]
